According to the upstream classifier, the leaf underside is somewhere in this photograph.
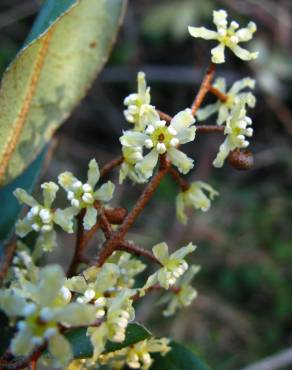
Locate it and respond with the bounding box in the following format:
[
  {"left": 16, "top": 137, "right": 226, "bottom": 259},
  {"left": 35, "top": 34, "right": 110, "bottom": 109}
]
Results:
[{"left": 0, "top": 0, "right": 127, "bottom": 185}]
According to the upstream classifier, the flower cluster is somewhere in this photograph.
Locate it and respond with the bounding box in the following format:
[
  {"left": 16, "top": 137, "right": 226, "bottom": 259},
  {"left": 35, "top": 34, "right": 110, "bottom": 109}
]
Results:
[
  {"left": 176, "top": 181, "right": 219, "bottom": 224},
  {"left": 196, "top": 77, "right": 256, "bottom": 125},
  {"left": 0, "top": 265, "right": 96, "bottom": 367},
  {"left": 0, "top": 8, "right": 259, "bottom": 370},
  {"left": 142, "top": 242, "right": 196, "bottom": 291},
  {"left": 189, "top": 9, "right": 258, "bottom": 63},
  {"left": 99, "top": 337, "right": 171, "bottom": 370},
  {"left": 213, "top": 98, "right": 254, "bottom": 167},
  {"left": 120, "top": 107, "right": 196, "bottom": 181}
]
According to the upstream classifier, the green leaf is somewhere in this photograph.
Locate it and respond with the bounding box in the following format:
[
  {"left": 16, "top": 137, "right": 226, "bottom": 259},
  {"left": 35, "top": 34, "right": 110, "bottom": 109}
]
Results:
[
  {"left": 0, "top": 0, "right": 127, "bottom": 185},
  {"left": 66, "top": 323, "right": 151, "bottom": 359},
  {"left": 0, "top": 148, "right": 47, "bottom": 245},
  {"left": 149, "top": 341, "right": 211, "bottom": 370}
]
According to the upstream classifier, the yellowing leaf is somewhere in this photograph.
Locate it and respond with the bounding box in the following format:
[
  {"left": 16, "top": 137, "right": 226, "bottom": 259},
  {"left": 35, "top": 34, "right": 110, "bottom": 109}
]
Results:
[{"left": 0, "top": 0, "right": 127, "bottom": 185}]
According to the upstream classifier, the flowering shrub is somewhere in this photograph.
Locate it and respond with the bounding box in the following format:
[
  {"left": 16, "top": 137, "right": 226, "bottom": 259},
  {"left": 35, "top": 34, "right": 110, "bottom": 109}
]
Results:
[{"left": 0, "top": 8, "right": 258, "bottom": 370}]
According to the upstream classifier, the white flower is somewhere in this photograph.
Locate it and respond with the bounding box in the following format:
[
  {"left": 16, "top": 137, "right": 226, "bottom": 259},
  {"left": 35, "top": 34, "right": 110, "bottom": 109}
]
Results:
[
  {"left": 213, "top": 99, "right": 253, "bottom": 167},
  {"left": 0, "top": 265, "right": 96, "bottom": 367},
  {"left": 188, "top": 9, "right": 258, "bottom": 63},
  {"left": 176, "top": 181, "right": 219, "bottom": 224},
  {"left": 197, "top": 77, "right": 256, "bottom": 125},
  {"left": 160, "top": 265, "right": 200, "bottom": 317},
  {"left": 119, "top": 146, "right": 148, "bottom": 184},
  {"left": 14, "top": 182, "right": 72, "bottom": 252},
  {"left": 142, "top": 242, "right": 196, "bottom": 291},
  {"left": 124, "top": 72, "right": 158, "bottom": 132},
  {"left": 58, "top": 159, "right": 115, "bottom": 230},
  {"left": 120, "top": 108, "right": 196, "bottom": 180},
  {"left": 99, "top": 337, "right": 171, "bottom": 370}
]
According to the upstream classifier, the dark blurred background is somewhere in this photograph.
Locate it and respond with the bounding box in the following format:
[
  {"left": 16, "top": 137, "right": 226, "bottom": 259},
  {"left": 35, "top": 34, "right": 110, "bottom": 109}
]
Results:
[{"left": 1, "top": 1, "right": 292, "bottom": 369}]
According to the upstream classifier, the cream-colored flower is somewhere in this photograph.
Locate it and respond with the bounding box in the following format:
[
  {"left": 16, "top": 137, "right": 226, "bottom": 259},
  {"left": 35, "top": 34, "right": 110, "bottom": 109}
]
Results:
[
  {"left": 124, "top": 71, "right": 158, "bottom": 132},
  {"left": 142, "top": 242, "right": 196, "bottom": 291},
  {"left": 176, "top": 181, "right": 219, "bottom": 224},
  {"left": 99, "top": 337, "right": 171, "bottom": 370},
  {"left": 120, "top": 108, "right": 196, "bottom": 180},
  {"left": 160, "top": 265, "right": 200, "bottom": 316},
  {"left": 197, "top": 77, "right": 256, "bottom": 125},
  {"left": 189, "top": 9, "right": 258, "bottom": 63},
  {"left": 213, "top": 99, "right": 253, "bottom": 167},
  {"left": 58, "top": 159, "right": 115, "bottom": 230}
]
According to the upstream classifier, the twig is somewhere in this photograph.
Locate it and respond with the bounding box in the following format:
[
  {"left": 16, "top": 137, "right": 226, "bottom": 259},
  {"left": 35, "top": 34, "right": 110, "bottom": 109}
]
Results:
[
  {"left": 157, "top": 110, "right": 172, "bottom": 123},
  {"left": 209, "top": 85, "right": 228, "bottom": 102},
  {"left": 196, "top": 125, "right": 224, "bottom": 133},
  {"left": 239, "top": 348, "right": 292, "bottom": 370},
  {"left": 100, "top": 155, "right": 123, "bottom": 178},
  {"left": 97, "top": 161, "right": 170, "bottom": 266},
  {"left": 0, "top": 240, "right": 17, "bottom": 283},
  {"left": 67, "top": 211, "right": 85, "bottom": 277},
  {"left": 168, "top": 167, "right": 190, "bottom": 191},
  {"left": 118, "top": 241, "right": 162, "bottom": 266},
  {"left": 191, "top": 62, "right": 216, "bottom": 115}
]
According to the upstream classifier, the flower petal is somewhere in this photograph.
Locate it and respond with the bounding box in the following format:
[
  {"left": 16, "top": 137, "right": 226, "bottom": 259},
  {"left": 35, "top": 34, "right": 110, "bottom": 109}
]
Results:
[
  {"left": 94, "top": 181, "right": 115, "bottom": 202},
  {"left": 188, "top": 26, "right": 217, "bottom": 40},
  {"left": 120, "top": 131, "right": 148, "bottom": 147},
  {"left": 176, "top": 127, "right": 196, "bottom": 144},
  {"left": 13, "top": 188, "right": 37, "bottom": 207},
  {"left": 229, "top": 77, "right": 255, "bottom": 95},
  {"left": 230, "top": 44, "right": 258, "bottom": 61},
  {"left": 213, "top": 137, "right": 232, "bottom": 167},
  {"left": 211, "top": 43, "right": 226, "bottom": 64},
  {"left": 54, "top": 207, "right": 78, "bottom": 233},
  {"left": 15, "top": 218, "right": 33, "bottom": 237},
  {"left": 167, "top": 148, "right": 194, "bottom": 174},
  {"left": 87, "top": 159, "right": 100, "bottom": 188},
  {"left": 196, "top": 102, "right": 219, "bottom": 121},
  {"left": 136, "top": 149, "right": 159, "bottom": 180},
  {"left": 83, "top": 206, "right": 97, "bottom": 231},
  {"left": 55, "top": 303, "right": 96, "bottom": 326},
  {"left": 41, "top": 182, "right": 59, "bottom": 208},
  {"left": 176, "top": 193, "right": 187, "bottom": 225},
  {"left": 213, "top": 9, "right": 228, "bottom": 28},
  {"left": 170, "top": 108, "right": 195, "bottom": 132},
  {"left": 217, "top": 105, "right": 229, "bottom": 125},
  {"left": 152, "top": 242, "right": 169, "bottom": 262},
  {"left": 48, "top": 333, "right": 73, "bottom": 366}
]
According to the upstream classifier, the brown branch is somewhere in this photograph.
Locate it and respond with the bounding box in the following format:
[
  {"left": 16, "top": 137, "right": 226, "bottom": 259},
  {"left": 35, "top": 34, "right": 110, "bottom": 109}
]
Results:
[
  {"left": 67, "top": 211, "right": 86, "bottom": 277},
  {"left": 191, "top": 62, "right": 216, "bottom": 115},
  {"left": 100, "top": 211, "right": 113, "bottom": 240},
  {"left": 97, "top": 161, "right": 170, "bottom": 266},
  {"left": 168, "top": 167, "right": 190, "bottom": 192},
  {"left": 157, "top": 110, "right": 172, "bottom": 123},
  {"left": 196, "top": 124, "right": 224, "bottom": 133},
  {"left": 209, "top": 85, "right": 228, "bottom": 102},
  {"left": 118, "top": 241, "right": 162, "bottom": 266},
  {"left": 132, "top": 284, "right": 180, "bottom": 302},
  {"left": 0, "top": 240, "right": 17, "bottom": 283},
  {"left": 100, "top": 155, "right": 123, "bottom": 178}
]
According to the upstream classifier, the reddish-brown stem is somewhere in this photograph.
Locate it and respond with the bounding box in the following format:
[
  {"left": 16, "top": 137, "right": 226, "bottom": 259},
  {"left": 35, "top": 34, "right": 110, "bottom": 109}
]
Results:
[
  {"left": 97, "top": 162, "right": 170, "bottom": 266},
  {"left": 191, "top": 62, "right": 216, "bottom": 115},
  {"left": 0, "top": 240, "right": 17, "bottom": 283},
  {"left": 196, "top": 125, "right": 224, "bottom": 133},
  {"left": 157, "top": 110, "right": 172, "bottom": 123},
  {"left": 67, "top": 211, "right": 85, "bottom": 277},
  {"left": 168, "top": 167, "right": 190, "bottom": 192},
  {"left": 100, "top": 211, "right": 113, "bottom": 240},
  {"left": 132, "top": 284, "right": 180, "bottom": 301},
  {"left": 100, "top": 155, "right": 123, "bottom": 178},
  {"left": 209, "top": 85, "right": 228, "bottom": 102},
  {"left": 118, "top": 241, "right": 162, "bottom": 266}
]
